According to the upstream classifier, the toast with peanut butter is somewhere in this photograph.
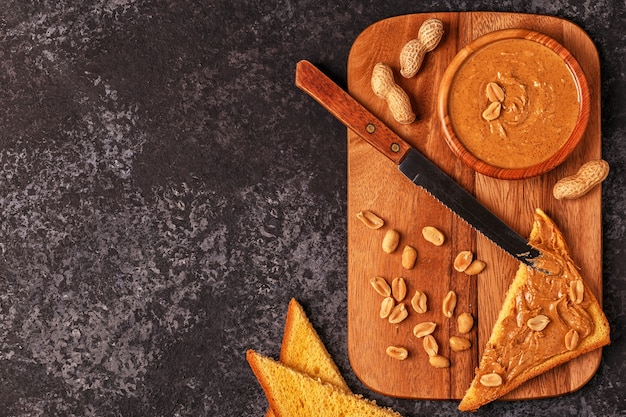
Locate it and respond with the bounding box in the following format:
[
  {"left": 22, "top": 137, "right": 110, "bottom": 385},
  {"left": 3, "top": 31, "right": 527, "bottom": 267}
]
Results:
[{"left": 459, "top": 208, "right": 610, "bottom": 412}]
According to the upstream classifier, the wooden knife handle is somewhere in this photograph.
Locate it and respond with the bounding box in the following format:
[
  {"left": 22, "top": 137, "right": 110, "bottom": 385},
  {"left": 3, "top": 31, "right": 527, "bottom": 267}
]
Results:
[{"left": 295, "top": 60, "right": 412, "bottom": 164}]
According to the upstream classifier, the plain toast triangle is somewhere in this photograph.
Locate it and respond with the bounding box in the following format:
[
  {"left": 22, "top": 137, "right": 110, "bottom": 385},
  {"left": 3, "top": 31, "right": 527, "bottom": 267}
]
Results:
[
  {"left": 266, "top": 299, "right": 350, "bottom": 417},
  {"left": 248, "top": 350, "right": 403, "bottom": 417}
]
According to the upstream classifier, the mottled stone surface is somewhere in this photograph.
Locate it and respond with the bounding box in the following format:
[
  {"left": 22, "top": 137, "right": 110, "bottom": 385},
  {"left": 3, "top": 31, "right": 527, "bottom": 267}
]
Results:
[{"left": 0, "top": 1, "right": 624, "bottom": 416}]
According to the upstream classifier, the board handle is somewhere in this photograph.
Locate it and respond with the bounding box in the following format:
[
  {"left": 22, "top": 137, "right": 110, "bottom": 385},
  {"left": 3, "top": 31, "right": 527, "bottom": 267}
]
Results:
[{"left": 295, "top": 60, "right": 412, "bottom": 164}]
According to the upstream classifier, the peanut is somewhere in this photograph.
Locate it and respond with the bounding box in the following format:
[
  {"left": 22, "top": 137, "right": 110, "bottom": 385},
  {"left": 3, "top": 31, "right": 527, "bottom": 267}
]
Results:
[
  {"left": 411, "top": 289, "right": 428, "bottom": 314},
  {"left": 428, "top": 355, "right": 450, "bottom": 369},
  {"left": 356, "top": 210, "right": 384, "bottom": 229},
  {"left": 569, "top": 280, "right": 584, "bottom": 304},
  {"left": 371, "top": 62, "right": 415, "bottom": 124},
  {"left": 453, "top": 250, "right": 473, "bottom": 272},
  {"left": 422, "top": 334, "right": 439, "bottom": 357},
  {"left": 370, "top": 276, "right": 391, "bottom": 297},
  {"left": 379, "top": 297, "right": 395, "bottom": 319},
  {"left": 442, "top": 290, "right": 457, "bottom": 318},
  {"left": 480, "top": 373, "right": 503, "bottom": 387},
  {"left": 449, "top": 336, "right": 472, "bottom": 352},
  {"left": 388, "top": 303, "right": 409, "bottom": 324},
  {"left": 386, "top": 345, "right": 409, "bottom": 360},
  {"left": 482, "top": 101, "right": 502, "bottom": 121},
  {"left": 401, "top": 245, "right": 418, "bottom": 269},
  {"left": 391, "top": 277, "right": 407, "bottom": 302},
  {"left": 485, "top": 82, "right": 505, "bottom": 102},
  {"left": 413, "top": 321, "right": 437, "bottom": 338},
  {"left": 399, "top": 18, "right": 444, "bottom": 78},
  {"left": 565, "top": 329, "right": 580, "bottom": 351},
  {"left": 422, "top": 226, "right": 445, "bottom": 246},
  {"left": 553, "top": 159, "right": 609, "bottom": 200},
  {"left": 457, "top": 312, "right": 474, "bottom": 334},
  {"left": 464, "top": 259, "right": 486, "bottom": 276},
  {"left": 381, "top": 228, "right": 401, "bottom": 253},
  {"left": 527, "top": 315, "right": 550, "bottom": 332}
]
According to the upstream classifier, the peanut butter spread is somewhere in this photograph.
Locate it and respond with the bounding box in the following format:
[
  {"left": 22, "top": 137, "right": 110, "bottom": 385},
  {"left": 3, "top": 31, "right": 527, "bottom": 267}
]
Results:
[
  {"left": 449, "top": 38, "right": 580, "bottom": 169},
  {"left": 476, "top": 213, "right": 593, "bottom": 388},
  {"left": 460, "top": 209, "right": 609, "bottom": 412}
]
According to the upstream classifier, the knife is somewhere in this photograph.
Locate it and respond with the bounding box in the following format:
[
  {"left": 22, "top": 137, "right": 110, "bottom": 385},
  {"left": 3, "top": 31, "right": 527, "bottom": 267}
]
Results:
[{"left": 295, "top": 60, "right": 542, "bottom": 269}]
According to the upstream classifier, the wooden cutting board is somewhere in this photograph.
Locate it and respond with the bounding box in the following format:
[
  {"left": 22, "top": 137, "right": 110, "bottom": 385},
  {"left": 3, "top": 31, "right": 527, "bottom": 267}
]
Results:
[{"left": 346, "top": 12, "right": 603, "bottom": 401}]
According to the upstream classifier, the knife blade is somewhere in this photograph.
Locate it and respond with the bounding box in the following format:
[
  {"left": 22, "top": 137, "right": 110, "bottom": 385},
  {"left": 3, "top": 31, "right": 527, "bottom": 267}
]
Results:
[{"left": 294, "top": 60, "right": 542, "bottom": 269}]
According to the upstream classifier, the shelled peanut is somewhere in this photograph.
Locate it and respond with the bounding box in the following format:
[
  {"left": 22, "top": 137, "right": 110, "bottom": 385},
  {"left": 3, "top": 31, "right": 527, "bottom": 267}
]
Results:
[
  {"left": 454, "top": 250, "right": 486, "bottom": 275},
  {"left": 357, "top": 208, "right": 483, "bottom": 366},
  {"left": 480, "top": 373, "right": 503, "bottom": 387},
  {"left": 429, "top": 355, "right": 450, "bottom": 369},
  {"left": 413, "top": 321, "right": 437, "bottom": 338},
  {"left": 422, "top": 226, "right": 445, "bottom": 246},
  {"left": 457, "top": 312, "right": 474, "bottom": 334},
  {"left": 464, "top": 259, "right": 486, "bottom": 275},
  {"left": 388, "top": 303, "right": 409, "bottom": 324},
  {"left": 392, "top": 277, "right": 407, "bottom": 301},
  {"left": 356, "top": 210, "right": 385, "bottom": 229},
  {"left": 453, "top": 250, "right": 473, "bottom": 272},
  {"left": 482, "top": 81, "right": 505, "bottom": 122},
  {"left": 401, "top": 245, "right": 418, "bottom": 269},
  {"left": 382, "top": 229, "right": 401, "bottom": 253},
  {"left": 379, "top": 297, "right": 395, "bottom": 319},
  {"left": 410, "top": 289, "right": 428, "bottom": 314},
  {"left": 370, "top": 276, "right": 391, "bottom": 297},
  {"left": 449, "top": 336, "right": 472, "bottom": 352},
  {"left": 386, "top": 345, "right": 409, "bottom": 360},
  {"left": 368, "top": 274, "right": 409, "bottom": 323},
  {"left": 442, "top": 290, "right": 457, "bottom": 318}
]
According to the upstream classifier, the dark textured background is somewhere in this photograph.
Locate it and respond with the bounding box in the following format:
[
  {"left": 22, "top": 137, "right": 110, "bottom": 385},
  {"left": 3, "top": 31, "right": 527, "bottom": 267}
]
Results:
[{"left": 0, "top": 1, "right": 624, "bottom": 416}]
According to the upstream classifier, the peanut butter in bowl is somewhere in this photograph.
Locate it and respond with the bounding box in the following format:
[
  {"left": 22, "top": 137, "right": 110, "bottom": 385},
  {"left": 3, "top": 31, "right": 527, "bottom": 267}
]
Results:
[{"left": 439, "top": 29, "right": 590, "bottom": 180}]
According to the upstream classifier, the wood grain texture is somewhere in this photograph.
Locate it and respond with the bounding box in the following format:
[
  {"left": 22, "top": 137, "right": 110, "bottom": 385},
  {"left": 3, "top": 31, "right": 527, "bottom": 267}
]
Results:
[{"left": 346, "top": 12, "right": 602, "bottom": 401}]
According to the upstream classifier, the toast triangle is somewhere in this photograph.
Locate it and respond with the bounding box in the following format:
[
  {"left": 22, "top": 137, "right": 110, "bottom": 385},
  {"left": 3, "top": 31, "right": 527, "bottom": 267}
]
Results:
[
  {"left": 459, "top": 208, "right": 610, "bottom": 411},
  {"left": 266, "top": 299, "right": 349, "bottom": 417},
  {"left": 248, "top": 350, "right": 402, "bottom": 417}
]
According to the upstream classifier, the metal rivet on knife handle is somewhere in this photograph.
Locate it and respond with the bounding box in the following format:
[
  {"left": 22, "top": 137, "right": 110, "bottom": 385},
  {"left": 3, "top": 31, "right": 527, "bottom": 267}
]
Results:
[
  {"left": 366, "top": 123, "right": 376, "bottom": 133},
  {"left": 295, "top": 60, "right": 412, "bottom": 164},
  {"left": 294, "top": 60, "right": 544, "bottom": 270}
]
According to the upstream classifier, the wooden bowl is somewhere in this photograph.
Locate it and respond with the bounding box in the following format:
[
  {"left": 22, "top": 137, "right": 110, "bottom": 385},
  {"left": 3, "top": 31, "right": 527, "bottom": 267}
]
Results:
[{"left": 438, "top": 29, "right": 590, "bottom": 180}]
